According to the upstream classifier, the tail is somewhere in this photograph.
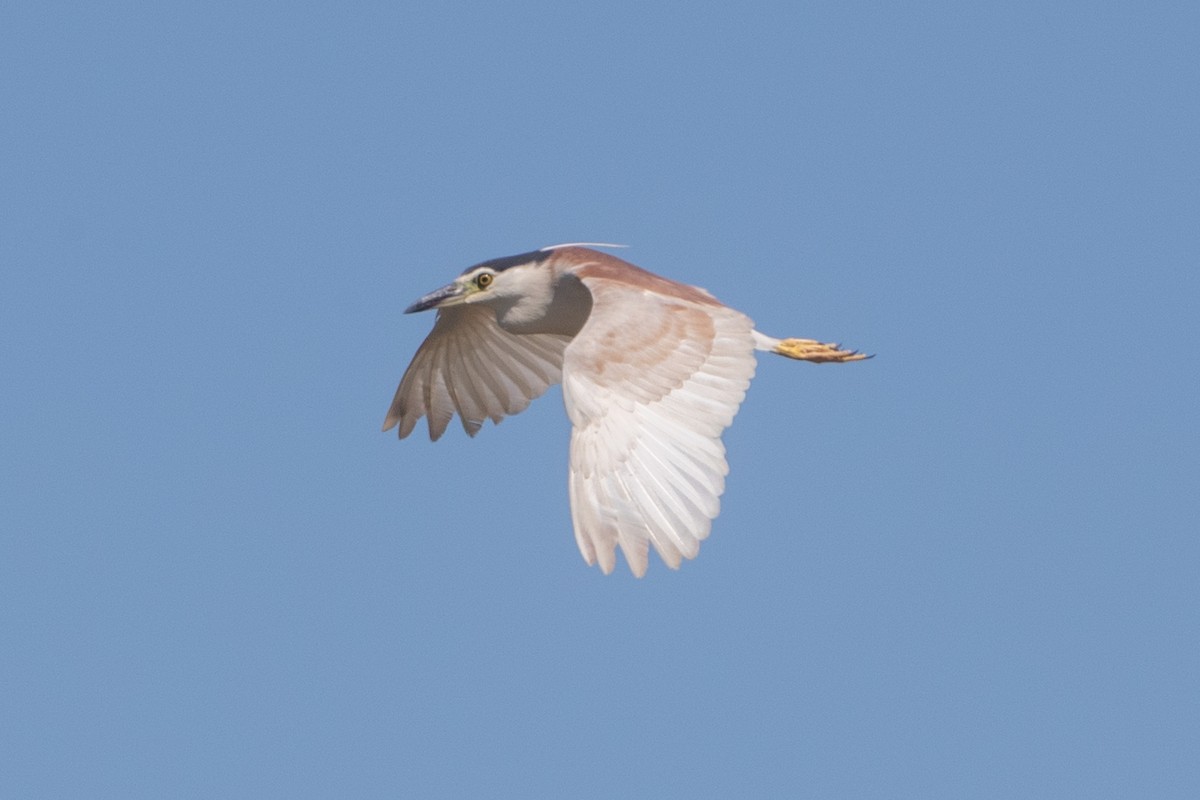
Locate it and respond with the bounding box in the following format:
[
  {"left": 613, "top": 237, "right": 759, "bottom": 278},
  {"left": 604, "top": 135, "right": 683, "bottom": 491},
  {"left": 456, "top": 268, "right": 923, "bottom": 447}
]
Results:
[{"left": 753, "top": 331, "right": 872, "bottom": 363}]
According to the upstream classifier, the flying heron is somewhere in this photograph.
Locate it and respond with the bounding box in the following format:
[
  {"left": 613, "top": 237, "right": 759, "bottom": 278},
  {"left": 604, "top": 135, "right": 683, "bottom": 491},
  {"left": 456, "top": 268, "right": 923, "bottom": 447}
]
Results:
[{"left": 384, "top": 244, "right": 869, "bottom": 576}]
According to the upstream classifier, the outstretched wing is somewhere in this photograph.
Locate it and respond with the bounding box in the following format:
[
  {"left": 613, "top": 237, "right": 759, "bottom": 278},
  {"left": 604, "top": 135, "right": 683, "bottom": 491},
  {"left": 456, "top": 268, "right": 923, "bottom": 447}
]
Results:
[
  {"left": 561, "top": 270, "right": 757, "bottom": 576},
  {"left": 383, "top": 304, "right": 571, "bottom": 440}
]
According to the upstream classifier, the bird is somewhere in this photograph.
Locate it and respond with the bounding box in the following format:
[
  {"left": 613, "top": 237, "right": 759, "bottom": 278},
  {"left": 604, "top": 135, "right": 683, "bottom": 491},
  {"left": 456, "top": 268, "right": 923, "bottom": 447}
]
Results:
[{"left": 383, "top": 244, "right": 870, "bottom": 576}]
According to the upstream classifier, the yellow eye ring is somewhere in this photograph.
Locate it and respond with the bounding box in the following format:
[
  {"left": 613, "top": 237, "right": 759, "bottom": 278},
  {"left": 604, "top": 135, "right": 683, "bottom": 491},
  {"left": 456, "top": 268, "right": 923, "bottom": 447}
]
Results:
[{"left": 476, "top": 272, "right": 494, "bottom": 288}]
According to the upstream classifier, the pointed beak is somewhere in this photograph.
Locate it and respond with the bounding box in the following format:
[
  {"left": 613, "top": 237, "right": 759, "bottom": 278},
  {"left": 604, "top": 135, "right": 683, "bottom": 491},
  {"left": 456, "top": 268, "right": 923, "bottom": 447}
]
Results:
[{"left": 404, "top": 281, "right": 467, "bottom": 314}]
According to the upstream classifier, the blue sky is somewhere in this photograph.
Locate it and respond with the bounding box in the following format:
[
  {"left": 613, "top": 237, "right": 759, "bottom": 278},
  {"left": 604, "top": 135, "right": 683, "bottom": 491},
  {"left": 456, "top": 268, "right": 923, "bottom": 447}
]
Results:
[{"left": 3, "top": 2, "right": 1197, "bottom": 797}]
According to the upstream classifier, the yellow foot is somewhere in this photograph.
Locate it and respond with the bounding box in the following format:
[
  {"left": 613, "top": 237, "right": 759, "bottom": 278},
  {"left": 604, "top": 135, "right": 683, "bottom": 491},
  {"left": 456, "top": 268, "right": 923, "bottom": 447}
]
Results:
[{"left": 774, "top": 338, "right": 872, "bottom": 363}]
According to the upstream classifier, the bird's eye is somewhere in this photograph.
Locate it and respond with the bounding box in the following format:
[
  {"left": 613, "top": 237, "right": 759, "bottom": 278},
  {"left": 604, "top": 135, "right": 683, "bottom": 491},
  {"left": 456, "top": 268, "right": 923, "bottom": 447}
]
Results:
[{"left": 476, "top": 272, "right": 494, "bottom": 288}]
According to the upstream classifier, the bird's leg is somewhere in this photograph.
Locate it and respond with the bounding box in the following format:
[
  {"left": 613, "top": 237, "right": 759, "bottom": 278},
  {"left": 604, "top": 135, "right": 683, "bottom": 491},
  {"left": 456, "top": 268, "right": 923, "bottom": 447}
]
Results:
[{"left": 773, "top": 338, "right": 871, "bottom": 363}]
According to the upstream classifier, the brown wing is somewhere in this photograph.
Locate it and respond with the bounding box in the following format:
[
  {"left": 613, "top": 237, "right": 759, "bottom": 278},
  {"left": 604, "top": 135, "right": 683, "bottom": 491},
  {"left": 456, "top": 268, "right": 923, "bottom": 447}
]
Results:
[{"left": 383, "top": 304, "right": 570, "bottom": 440}]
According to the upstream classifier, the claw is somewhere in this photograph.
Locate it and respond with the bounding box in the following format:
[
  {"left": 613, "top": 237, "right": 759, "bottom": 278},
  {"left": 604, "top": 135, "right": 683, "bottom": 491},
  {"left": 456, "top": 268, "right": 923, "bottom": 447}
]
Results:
[{"left": 773, "top": 338, "right": 873, "bottom": 363}]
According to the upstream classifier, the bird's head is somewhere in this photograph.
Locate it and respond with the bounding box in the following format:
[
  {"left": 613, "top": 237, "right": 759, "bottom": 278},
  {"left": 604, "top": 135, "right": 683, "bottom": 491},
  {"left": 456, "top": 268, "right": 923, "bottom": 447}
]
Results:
[{"left": 404, "top": 248, "right": 556, "bottom": 315}]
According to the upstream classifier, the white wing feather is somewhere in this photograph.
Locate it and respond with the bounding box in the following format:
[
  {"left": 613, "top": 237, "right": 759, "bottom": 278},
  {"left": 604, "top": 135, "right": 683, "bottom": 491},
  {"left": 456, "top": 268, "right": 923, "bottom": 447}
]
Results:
[{"left": 562, "top": 277, "right": 756, "bottom": 576}]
